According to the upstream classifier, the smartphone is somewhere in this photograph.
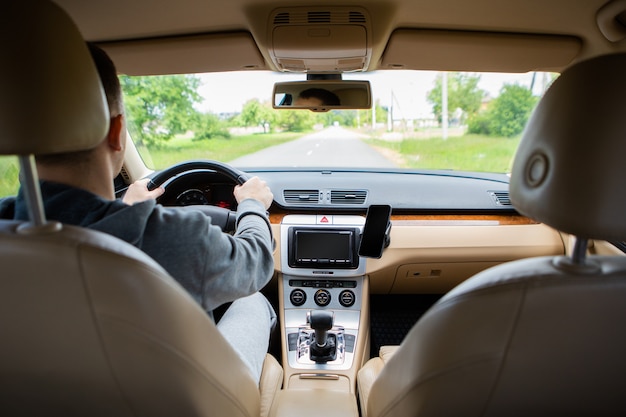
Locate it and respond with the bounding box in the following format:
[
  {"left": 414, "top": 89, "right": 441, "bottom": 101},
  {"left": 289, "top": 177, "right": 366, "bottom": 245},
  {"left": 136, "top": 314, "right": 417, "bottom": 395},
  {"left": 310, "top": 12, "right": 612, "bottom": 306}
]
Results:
[{"left": 358, "top": 204, "right": 392, "bottom": 258}]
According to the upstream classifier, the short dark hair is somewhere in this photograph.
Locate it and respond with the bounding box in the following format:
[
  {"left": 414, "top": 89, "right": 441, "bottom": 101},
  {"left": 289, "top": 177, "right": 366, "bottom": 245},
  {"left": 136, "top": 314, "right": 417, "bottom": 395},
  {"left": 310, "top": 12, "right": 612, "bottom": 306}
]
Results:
[
  {"left": 87, "top": 42, "right": 124, "bottom": 116},
  {"left": 298, "top": 88, "right": 341, "bottom": 105}
]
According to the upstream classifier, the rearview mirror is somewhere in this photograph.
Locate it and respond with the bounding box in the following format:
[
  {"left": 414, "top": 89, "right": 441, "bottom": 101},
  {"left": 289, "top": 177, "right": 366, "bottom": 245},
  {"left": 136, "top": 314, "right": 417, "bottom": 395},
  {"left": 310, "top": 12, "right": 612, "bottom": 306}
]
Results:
[{"left": 273, "top": 80, "right": 372, "bottom": 112}]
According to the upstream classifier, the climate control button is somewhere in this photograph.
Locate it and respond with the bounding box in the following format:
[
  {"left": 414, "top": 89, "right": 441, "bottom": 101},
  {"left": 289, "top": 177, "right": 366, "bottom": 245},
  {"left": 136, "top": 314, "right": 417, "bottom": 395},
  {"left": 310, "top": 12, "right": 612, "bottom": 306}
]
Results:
[
  {"left": 290, "top": 289, "right": 307, "bottom": 306},
  {"left": 314, "top": 289, "right": 331, "bottom": 306},
  {"left": 339, "top": 290, "right": 356, "bottom": 307}
]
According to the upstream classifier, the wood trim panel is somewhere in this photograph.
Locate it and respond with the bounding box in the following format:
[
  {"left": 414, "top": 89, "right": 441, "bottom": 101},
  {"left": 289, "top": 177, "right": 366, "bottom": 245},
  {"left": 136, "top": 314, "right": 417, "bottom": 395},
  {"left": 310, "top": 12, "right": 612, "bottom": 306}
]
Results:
[{"left": 269, "top": 212, "right": 536, "bottom": 226}]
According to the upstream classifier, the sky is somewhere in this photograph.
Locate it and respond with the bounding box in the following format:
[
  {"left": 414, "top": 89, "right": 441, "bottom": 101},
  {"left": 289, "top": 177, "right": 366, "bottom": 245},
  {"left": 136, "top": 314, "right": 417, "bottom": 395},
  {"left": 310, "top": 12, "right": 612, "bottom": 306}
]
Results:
[{"left": 196, "top": 70, "right": 548, "bottom": 119}]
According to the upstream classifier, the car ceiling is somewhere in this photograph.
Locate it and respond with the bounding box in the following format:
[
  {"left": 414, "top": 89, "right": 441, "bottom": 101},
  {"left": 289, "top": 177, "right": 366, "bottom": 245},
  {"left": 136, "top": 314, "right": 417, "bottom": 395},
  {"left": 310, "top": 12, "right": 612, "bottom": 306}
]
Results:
[{"left": 55, "top": 0, "right": 626, "bottom": 75}]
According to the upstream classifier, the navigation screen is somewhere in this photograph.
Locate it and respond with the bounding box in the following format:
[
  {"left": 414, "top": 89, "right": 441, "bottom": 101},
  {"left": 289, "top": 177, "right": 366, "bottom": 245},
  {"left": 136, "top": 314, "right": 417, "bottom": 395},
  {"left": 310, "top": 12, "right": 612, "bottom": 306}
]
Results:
[{"left": 289, "top": 228, "right": 358, "bottom": 269}]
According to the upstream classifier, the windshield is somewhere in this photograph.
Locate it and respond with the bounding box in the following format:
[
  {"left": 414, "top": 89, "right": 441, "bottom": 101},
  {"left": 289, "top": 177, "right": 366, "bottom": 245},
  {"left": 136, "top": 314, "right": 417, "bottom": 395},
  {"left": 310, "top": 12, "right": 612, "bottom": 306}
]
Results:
[
  {"left": 0, "top": 70, "right": 555, "bottom": 197},
  {"left": 125, "top": 69, "right": 555, "bottom": 173}
]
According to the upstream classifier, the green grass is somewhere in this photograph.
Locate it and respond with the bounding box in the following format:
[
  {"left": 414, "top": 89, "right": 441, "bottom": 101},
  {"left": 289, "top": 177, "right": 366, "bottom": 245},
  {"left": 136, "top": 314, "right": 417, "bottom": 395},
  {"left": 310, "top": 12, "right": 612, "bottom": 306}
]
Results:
[
  {"left": 366, "top": 134, "right": 520, "bottom": 173},
  {"left": 145, "top": 131, "right": 305, "bottom": 169},
  {"left": 0, "top": 132, "right": 305, "bottom": 197},
  {"left": 0, "top": 132, "right": 517, "bottom": 198},
  {"left": 0, "top": 156, "right": 19, "bottom": 198}
]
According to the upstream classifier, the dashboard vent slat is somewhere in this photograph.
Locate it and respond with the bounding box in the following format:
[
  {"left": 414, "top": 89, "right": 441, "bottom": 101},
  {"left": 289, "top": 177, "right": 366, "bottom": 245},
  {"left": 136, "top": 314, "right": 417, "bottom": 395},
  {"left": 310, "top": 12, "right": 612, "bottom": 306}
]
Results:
[
  {"left": 489, "top": 191, "right": 512, "bottom": 206},
  {"left": 119, "top": 166, "right": 131, "bottom": 182},
  {"left": 330, "top": 190, "right": 367, "bottom": 205},
  {"left": 284, "top": 190, "right": 320, "bottom": 205}
]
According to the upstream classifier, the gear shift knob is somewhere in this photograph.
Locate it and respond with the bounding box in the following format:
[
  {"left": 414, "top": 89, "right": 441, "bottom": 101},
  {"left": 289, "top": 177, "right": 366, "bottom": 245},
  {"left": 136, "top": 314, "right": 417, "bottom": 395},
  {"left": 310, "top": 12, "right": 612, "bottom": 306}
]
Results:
[{"left": 307, "top": 310, "right": 334, "bottom": 347}]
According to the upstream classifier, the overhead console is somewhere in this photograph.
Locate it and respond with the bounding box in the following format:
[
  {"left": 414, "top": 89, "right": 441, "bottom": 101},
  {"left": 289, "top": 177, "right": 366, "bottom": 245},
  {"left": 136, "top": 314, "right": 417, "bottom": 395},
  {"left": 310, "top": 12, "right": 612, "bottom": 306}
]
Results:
[{"left": 267, "top": 6, "right": 372, "bottom": 72}]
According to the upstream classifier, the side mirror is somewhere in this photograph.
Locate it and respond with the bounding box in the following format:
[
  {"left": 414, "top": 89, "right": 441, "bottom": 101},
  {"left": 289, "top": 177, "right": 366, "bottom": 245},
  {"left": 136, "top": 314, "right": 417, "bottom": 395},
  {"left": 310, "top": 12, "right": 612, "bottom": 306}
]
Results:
[{"left": 272, "top": 80, "right": 372, "bottom": 112}]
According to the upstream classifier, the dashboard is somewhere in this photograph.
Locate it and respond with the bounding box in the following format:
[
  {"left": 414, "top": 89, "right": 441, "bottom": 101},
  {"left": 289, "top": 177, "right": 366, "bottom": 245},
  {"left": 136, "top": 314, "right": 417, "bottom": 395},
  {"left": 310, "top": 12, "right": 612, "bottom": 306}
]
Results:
[
  {"left": 121, "top": 163, "right": 568, "bottom": 391},
  {"left": 248, "top": 168, "right": 513, "bottom": 211},
  {"left": 139, "top": 166, "right": 566, "bottom": 295}
]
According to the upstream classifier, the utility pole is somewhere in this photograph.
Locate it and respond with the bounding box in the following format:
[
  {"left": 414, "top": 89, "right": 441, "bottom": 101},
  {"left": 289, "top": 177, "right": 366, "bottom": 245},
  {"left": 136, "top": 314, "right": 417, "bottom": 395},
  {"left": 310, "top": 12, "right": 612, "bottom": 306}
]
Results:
[
  {"left": 372, "top": 99, "right": 376, "bottom": 130},
  {"left": 442, "top": 72, "right": 449, "bottom": 140},
  {"left": 388, "top": 90, "right": 393, "bottom": 131}
]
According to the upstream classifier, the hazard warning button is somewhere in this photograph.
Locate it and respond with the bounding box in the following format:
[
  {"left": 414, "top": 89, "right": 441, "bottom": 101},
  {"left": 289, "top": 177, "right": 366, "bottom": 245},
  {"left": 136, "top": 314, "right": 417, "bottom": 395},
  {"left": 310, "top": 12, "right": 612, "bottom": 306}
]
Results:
[{"left": 316, "top": 215, "right": 333, "bottom": 224}]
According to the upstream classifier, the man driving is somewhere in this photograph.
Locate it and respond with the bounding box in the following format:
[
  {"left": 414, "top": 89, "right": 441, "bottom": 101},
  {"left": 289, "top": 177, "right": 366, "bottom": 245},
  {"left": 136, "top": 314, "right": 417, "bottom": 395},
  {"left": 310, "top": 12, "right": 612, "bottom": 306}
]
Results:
[{"left": 12, "top": 43, "right": 276, "bottom": 384}]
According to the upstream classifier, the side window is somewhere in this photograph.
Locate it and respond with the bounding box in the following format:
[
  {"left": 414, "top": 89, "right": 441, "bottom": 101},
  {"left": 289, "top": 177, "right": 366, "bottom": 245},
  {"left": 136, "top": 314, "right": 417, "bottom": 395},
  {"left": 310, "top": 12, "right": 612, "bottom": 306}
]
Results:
[{"left": 0, "top": 156, "right": 19, "bottom": 197}]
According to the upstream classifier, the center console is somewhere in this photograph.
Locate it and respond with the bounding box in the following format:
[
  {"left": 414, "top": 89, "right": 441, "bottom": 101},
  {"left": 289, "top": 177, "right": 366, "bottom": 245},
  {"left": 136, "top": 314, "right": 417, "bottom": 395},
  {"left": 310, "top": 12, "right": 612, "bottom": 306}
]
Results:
[{"left": 277, "top": 214, "right": 369, "bottom": 402}]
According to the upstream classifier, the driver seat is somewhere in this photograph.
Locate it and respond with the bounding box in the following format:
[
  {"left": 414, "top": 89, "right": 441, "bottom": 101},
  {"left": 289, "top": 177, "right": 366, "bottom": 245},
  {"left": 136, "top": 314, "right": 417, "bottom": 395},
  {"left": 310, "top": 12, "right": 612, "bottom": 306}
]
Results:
[{"left": 0, "top": 1, "right": 281, "bottom": 416}]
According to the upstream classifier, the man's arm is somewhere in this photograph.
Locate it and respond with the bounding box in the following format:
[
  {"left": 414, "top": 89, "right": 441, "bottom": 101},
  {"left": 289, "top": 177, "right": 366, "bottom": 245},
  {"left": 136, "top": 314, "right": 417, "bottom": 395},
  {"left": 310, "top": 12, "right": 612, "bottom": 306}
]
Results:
[
  {"left": 138, "top": 176, "right": 275, "bottom": 312},
  {"left": 122, "top": 178, "right": 164, "bottom": 205}
]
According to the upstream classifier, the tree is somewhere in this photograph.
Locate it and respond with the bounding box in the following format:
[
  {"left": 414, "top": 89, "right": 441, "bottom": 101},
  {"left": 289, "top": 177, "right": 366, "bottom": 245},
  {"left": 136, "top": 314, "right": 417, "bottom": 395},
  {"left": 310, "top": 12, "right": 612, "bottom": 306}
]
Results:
[
  {"left": 191, "top": 112, "right": 231, "bottom": 141},
  {"left": 274, "top": 109, "right": 317, "bottom": 132},
  {"left": 239, "top": 99, "right": 275, "bottom": 133},
  {"left": 120, "top": 74, "right": 201, "bottom": 147},
  {"left": 427, "top": 73, "right": 485, "bottom": 124},
  {"left": 487, "top": 84, "right": 538, "bottom": 137},
  {"left": 328, "top": 110, "right": 356, "bottom": 127}
]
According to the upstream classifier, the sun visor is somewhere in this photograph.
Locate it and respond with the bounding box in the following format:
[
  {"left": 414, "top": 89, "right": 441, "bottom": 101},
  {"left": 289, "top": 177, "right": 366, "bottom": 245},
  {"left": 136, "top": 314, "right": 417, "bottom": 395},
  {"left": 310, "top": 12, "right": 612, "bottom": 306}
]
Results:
[
  {"left": 99, "top": 32, "right": 266, "bottom": 76},
  {"left": 381, "top": 29, "right": 582, "bottom": 73}
]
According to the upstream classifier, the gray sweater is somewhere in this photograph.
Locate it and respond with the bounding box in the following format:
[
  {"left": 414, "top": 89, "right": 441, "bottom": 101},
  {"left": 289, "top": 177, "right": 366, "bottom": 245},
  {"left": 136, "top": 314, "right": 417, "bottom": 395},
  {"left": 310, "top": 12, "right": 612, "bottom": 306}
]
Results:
[{"left": 13, "top": 181, "right": 275, "bottom": 313}]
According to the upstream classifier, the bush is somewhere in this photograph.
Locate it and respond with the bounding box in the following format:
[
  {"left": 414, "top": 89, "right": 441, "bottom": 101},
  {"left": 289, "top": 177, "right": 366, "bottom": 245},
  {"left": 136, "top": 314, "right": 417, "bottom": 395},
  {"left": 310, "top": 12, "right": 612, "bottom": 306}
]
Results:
[
  {"left": 467, "top": 84, "right": 538, "bottom": 138},
  {"left": 467, "top": 111, "right": 491, "bottom": 135},
  {"left": 487, "top": 84, "right": 538, "bottom": 137},
  {"left": 191, "top": 113, "right": 231, "bottom": 141}
]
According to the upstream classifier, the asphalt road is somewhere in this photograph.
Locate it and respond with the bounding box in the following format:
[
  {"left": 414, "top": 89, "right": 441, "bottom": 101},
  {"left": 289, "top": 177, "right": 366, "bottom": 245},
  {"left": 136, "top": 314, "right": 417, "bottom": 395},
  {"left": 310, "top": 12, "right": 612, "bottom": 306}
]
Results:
[{"left": 229, "top": 126, "right": 397, "bottom": 168}]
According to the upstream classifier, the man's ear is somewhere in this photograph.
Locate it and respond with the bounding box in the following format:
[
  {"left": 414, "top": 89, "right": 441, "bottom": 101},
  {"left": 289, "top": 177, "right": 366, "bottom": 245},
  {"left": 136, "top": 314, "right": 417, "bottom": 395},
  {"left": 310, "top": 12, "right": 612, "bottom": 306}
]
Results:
[{"left": 106, "top": 114, "right": 125, "bottom": 152}]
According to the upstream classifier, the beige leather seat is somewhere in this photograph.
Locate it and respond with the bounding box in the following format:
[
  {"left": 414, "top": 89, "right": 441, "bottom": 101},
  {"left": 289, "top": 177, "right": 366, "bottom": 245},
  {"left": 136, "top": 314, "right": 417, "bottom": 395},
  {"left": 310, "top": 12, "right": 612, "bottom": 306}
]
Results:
[
  {"left": 358, "top": 53, "right": 626, "bottom": 416},
  {"left": 0, "top": 1, "right": 281, "bottom": 416}
]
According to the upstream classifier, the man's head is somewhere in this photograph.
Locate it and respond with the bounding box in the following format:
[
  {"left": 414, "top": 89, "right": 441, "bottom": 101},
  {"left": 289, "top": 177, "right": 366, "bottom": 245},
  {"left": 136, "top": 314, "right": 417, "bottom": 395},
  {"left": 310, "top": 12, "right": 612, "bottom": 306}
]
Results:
[
  {"left": 294, "top": 88, "right": 341, "bottom": 107},
  {"left": 35, "top": 43, "right": 127, "bottom": 199}
]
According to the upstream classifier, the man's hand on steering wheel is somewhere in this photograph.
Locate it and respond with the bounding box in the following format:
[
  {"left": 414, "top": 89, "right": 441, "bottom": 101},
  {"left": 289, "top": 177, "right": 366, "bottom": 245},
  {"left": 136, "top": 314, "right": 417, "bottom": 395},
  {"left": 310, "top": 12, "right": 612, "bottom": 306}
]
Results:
[
  {"left": 234, "top": 176, "right": 274, "bottom": 210},
  {"left": 122, "top": 178, "right": 165, "bottom": 205},
  {"left": 138, "top": 160, "right": 267, "bottom": 234}
]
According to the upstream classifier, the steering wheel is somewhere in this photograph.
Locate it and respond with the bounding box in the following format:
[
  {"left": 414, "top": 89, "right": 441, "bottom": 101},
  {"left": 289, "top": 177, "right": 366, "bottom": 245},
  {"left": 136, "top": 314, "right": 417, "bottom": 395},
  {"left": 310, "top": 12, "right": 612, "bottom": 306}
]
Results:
[{"left": 147, "top": 160, "right": 250, "bottom": 233}]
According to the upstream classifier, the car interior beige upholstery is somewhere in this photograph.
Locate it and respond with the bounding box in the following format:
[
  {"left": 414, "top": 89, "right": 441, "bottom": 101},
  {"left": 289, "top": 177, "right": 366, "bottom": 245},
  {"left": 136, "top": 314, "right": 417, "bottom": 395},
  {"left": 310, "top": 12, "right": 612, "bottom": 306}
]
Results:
[
  {"left": 0, "top": 1, "right": 281, "bottom": 415},
  {"left": 357, "top": 53, "right": 626, "bottom": 416}
]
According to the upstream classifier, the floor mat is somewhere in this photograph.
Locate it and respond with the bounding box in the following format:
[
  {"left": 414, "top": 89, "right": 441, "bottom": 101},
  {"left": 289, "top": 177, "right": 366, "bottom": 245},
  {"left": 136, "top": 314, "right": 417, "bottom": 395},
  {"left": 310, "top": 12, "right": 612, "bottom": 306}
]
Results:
[{"left": 369, "top": 294, "right": 442, "bottom": 357}]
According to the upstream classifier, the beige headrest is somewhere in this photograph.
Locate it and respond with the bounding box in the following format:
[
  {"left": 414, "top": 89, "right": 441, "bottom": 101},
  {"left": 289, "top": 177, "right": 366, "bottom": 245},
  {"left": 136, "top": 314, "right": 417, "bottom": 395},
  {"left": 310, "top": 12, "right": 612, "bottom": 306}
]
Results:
[
  {"left": 510, "top": 53, "right": 626, "bottom": 241},
  {"left": 0, "top": 0, "right": 109, "bottom": 155}
]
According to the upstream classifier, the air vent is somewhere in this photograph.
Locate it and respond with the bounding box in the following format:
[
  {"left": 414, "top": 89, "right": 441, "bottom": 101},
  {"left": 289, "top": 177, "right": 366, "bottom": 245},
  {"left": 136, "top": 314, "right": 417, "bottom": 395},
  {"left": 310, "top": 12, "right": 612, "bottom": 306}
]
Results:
[
  {"left": 119, "top": 166, "right": 131, "bottom": 182},
  {"left": 271, "top": 9, "right": 369, "bottom": 25},
  {"left": 284, "top": 190, "right": 320, "bottom": 205},
  {"left": 489, "top": 191, "right": 512, "bottom": 206},
  {"left": 349, "top": 11, "right": 366, "bottom": 23},
  {"left": 331, "top": 190, "right": 367, "bottom": 205},
  {"left": 308, "top": 11, "right": 331, "bottom": 23},
  {"left": 273, "top": 12, "right": 290, "bottom": 25}
]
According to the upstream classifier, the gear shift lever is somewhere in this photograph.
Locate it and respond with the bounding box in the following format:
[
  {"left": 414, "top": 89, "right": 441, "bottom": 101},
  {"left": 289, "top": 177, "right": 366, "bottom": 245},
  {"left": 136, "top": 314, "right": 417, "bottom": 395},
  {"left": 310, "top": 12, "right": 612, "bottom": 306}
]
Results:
[{"left": 307, "top": 310, "right": 336, "bottom": 363}]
